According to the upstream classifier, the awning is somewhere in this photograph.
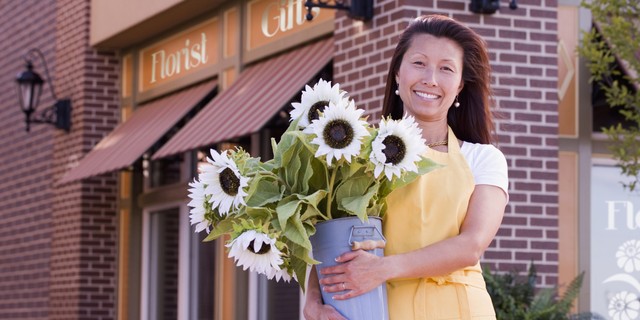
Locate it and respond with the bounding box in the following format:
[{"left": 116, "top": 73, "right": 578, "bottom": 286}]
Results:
[
  {"left": 59, "top": 80, "right": 217, "bottom": 183},
  {"left": 152, "top": 37, "right": 333, "bottom": 159}
]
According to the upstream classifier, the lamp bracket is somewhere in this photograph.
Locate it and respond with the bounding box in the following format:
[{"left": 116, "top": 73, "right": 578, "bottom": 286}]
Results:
[
  {"left": 469, "top": 0, "right": 518, "bottom": 14},
  {"left": 29, "top": 99, "right": 71, "bottom": 132},
  {"left": 305, "top": 0, "right": 373, "bottom": 21}
]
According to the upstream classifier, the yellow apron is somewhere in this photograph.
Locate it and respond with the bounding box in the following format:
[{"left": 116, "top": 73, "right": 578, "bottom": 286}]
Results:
[{"left": 383, "top": 127, "right": 496, "bottom": 320}]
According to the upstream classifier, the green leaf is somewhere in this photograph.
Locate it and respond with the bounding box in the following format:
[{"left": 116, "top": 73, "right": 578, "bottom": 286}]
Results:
[
  {"left": 203, "top": 218, "right": 236, "bottom": 242},
  {"left": 245, "top": 175, "right": 283, "bottom": 207},
  {"left": 335, "top": 172, "right": 372, "bottom": 201},
  {"left": 245, "top": 206, "right": 275, "bottom": 222},
  {"left": 283, "top": 214, "right": 312, "bottom": 251},
  {"left": 276, "top": 196, "right": 301, "bottom": 232},
  {"left": 341, "top": 183, "right": 380, "bottom": 221}
]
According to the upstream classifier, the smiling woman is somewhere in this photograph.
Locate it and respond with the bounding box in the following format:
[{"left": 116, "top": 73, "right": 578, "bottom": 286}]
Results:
[{"left": 304, "top": 15, "right": 508, "bottom": 320}]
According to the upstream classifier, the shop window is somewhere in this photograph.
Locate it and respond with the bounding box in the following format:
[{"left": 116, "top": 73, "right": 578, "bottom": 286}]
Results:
[
  {"left": 145, "top": 207, "right": 180, "bottom": 320},
  {"left": 590, "top": 25, "right": 637, "bottom": 133},
  {"left": 591, "top": 65, "right": 636, "bottom": 132},
  {"left": 589, "top": 165, "right": 640, "bottom": 318},
  {"left": 194, "top": 232, "right": 217, "bottom": 319},
  {"left": 147, "top": 154, "right": 183, "bottom": 188}
]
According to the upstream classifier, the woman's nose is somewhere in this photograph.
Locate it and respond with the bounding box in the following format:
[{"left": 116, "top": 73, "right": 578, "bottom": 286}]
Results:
[{"left": 422, "top": 68, "right": 437, "bottom": 87}]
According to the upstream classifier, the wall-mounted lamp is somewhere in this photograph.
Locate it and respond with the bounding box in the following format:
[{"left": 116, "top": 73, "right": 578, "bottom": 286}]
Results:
[
  {"left": 15, "top": 48, "right": 71, "bottom": 133},
  {"left": 469, "top": 0, "right": 517, "bottom": 14},
  {"left": 305, "top": 0, "right": 373, "bottom": 22}
]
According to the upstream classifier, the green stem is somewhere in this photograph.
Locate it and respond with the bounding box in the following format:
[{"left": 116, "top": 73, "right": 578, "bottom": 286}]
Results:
[{"left": 325, "top": 161, "right": 339, "bottom": 219}]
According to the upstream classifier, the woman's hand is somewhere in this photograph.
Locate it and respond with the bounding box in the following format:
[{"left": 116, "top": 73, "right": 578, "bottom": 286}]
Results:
[
  {"left": 303, "top": 300, "right": 347, "bottom": 320},
  {"left": 318, "top": 250, "right": 388, "bottom": 300}
]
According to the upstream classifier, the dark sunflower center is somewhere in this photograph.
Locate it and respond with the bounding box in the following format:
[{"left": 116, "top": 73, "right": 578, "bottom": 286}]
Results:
[
  {"left": 382, "top": 135, "right": 406, "bottom": 165},
  {"left": 247, "top": 240, "right": 271, "bottom": 254},
  {"left": 308, "top": 100, "right": 329, "bottom": 123},
  {"left": 323, "top": 119, "right": 354, "bottom": 149},
  {"left": 219, "top": 168, "right": 240, "bottom": 196}
]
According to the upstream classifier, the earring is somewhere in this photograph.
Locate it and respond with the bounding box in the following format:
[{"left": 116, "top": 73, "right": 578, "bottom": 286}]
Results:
[
  {"left": 454, "top": 96, "right": 460, "bottom": 108},
  {"left": 395, "top": 84, "right": 399, "bottom": 95}
]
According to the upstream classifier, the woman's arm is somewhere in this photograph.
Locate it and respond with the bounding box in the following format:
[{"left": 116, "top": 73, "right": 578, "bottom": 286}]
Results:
[{"left": 320, "top": 184, "right": 507, "bottom": 300}]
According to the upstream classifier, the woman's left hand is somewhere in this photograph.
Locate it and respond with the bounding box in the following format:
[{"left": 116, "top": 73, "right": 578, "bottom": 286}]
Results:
[{"left": 318, "top": 250, "right": 387, "bottom": 300}]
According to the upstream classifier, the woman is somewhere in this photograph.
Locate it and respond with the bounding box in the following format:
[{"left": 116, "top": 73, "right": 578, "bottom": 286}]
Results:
[{"left": 304, "top": 14, "right": 509, "bottom": 319}]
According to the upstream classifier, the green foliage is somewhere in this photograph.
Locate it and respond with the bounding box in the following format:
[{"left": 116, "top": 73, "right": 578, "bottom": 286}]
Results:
[
  {"left": 199, "top": 110, "right": 441, "bottom": 291},
  {"left": 577, "top": 0, "right": 640, "bottom": 190},
  {"left": 483, "top": 264, "right": 586, "bottom": 320}
]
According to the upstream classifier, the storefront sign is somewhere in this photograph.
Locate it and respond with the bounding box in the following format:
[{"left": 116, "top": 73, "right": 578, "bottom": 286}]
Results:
[
  {"left": 590, "top": 165, "right": 640, "bottom": 319},
  {"left": 246, "top": 0, "right": 332, "bottom": 51},
  {"left": 139, "top": 18, "right": 219, "bottom": 93}
]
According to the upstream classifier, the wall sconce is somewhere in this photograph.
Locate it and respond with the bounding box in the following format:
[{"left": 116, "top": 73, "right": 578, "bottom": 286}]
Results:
[
  {"left": 15, "top": 48, "right": 71, "bottom": 133},
  {"left": 470, "top": 0, "right": 517, "bottom": 14},
  {"left": 305, "top": 0, "right": 373, "bottom": 22}
]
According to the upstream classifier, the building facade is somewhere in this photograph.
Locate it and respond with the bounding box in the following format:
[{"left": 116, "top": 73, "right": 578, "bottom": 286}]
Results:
[{"left": 1, "top": 0, "right": 636, "bottom": 319}]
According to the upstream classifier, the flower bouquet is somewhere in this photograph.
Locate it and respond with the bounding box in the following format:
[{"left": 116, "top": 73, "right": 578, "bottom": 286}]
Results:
[{"left": 188, "top": 79, "right": 439, "bottom": 317}]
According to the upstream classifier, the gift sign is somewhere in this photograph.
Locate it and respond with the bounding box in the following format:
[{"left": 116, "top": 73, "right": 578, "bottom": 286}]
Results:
[
  {"left": 246, "top": 0, "right": 333, "bottom": 51},
  {"left": 590, "top": 165, "right": 640, "bottom": 319}
]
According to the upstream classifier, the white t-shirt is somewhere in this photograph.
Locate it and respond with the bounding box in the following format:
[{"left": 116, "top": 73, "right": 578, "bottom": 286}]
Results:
[{"left": 460, "top": 142, "right": 509, "bottom": 198}]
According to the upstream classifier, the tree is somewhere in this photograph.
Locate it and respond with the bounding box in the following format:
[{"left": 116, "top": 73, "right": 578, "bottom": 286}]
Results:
[{"left": 578, "top": 0, "right": 640, "bottom": 190}]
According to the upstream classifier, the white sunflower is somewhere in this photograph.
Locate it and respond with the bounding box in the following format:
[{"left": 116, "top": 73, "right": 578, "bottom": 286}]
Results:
[
  {"left": 199, "top": 149, "right": 250, "bottom": 215},
  {"left": 370, "top": 115, "right": 427, "bottom": 180},
  {"left": 305, "top": 99, "right": 370, "bottom": 166},
  {"left": 290, "top": 79, "right": 346, "bottom": 129},
  {"left": 265, "top": 267, "right": 294, "bottom": 283},
  {"left": 187, "top": 179, "right": 211, "bottom": 233},
  {"left": 226, "top": 230, "right": 284, "bottom": 276}
]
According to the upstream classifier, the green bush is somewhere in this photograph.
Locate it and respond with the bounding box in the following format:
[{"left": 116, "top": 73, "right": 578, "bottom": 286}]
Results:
[{"left": 482, "top": 264, "right": 600, "bottom": 320}]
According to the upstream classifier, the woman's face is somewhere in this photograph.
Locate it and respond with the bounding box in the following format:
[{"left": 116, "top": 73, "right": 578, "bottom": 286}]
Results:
[{"left": 395, "top": 34, "right": 464, "bottom": 123}]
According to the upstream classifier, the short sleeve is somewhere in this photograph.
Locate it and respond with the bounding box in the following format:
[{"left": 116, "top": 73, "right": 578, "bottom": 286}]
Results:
[{"left": 460, "top": 142, "right": 509, "bottom": 198}]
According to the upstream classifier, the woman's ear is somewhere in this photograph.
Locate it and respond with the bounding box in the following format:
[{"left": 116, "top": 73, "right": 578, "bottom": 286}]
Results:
[{"left": 457, "top": 82, "right": 464, "bottom": 94}]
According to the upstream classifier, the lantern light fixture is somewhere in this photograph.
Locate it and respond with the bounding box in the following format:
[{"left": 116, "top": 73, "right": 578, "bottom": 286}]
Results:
[
  {"left": 305, "top": 0, "right": 373, "bottom": 22},
  {"left": 469, "top": 0, "right": 518, "bottom": 14},
  {"left": 15, "top": 48, "right": 71, "bottom": 133}
]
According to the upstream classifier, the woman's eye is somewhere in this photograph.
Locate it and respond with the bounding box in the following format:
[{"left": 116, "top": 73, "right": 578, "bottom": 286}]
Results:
[{"left": 413, "top": 61, "right": 424, "bottom": 66}]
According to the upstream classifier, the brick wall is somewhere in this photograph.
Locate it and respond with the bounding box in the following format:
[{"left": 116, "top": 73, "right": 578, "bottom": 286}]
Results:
[
  {"left": 49, "top": 0, "right": 120, "bottom": 319},
  {"left": 0, "top": 1, "right": 56, "bottom": 318},
  {"left": 334, "top": 0, "right": 560, "bottom": 286}
]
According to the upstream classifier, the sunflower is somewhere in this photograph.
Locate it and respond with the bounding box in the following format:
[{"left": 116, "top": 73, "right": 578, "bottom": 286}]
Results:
[
  {"left": 226, "top": 230, "right": 285, "bottom": 276},
  {"left": 305, "top": 99, "right": 370, "bottom": 166},
  {"left": 265, "top": 266, "right": 294, "bottom": 282},
  {"left": 370, "top": 115, "right": 427, "bottom": 180},
  {"left": 187, "top": 179, "right": 211, "bottom": 233},
  {"left": 290, "top": 79, "right": 346, "bottom": 129},
  {"left": 199, "top": 149, "right": 250, "bottom": 215}
]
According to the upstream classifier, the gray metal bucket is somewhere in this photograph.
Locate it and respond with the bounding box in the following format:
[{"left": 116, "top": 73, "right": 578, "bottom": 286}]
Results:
[{"left": 310, "top": 216, "right": 389, "bottom": 320}]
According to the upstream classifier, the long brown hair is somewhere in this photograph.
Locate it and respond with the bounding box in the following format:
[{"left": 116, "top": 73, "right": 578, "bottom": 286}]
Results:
[{"left": 382, "top": 15, "right": 495, "bottom": 144}]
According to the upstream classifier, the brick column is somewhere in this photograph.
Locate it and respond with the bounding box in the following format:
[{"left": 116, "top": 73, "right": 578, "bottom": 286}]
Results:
[
  {"left": 50, "top": 1, "right": 120, "bottom": 319},
  {"left": 0, "top": 1, "right": 56, "bottom": 318}
]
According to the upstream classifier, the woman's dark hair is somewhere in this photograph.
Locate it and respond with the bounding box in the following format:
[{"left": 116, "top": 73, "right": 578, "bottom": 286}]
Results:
[{"left": 382, "top": 14, "right": 495, "bottom": 144}]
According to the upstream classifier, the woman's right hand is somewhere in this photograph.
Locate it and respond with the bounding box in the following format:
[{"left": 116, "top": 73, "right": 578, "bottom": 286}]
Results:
[{"left": 303, "top": 300, "right": 347, "bottom": 320}]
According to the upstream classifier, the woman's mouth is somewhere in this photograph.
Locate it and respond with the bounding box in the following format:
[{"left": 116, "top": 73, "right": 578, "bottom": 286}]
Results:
[{"left": 414, "top": 91, "right": 440, "bottom": 100}]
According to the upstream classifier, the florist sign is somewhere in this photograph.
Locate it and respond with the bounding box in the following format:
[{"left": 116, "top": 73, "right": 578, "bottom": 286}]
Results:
[{"left": 591, "top": 165, "right": 640, "bottom": 320}]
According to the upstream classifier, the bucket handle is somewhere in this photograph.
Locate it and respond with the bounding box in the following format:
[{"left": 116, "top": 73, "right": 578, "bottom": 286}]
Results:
[{"left": 349, "top": 225, "right": 387, "bottom": 251}]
